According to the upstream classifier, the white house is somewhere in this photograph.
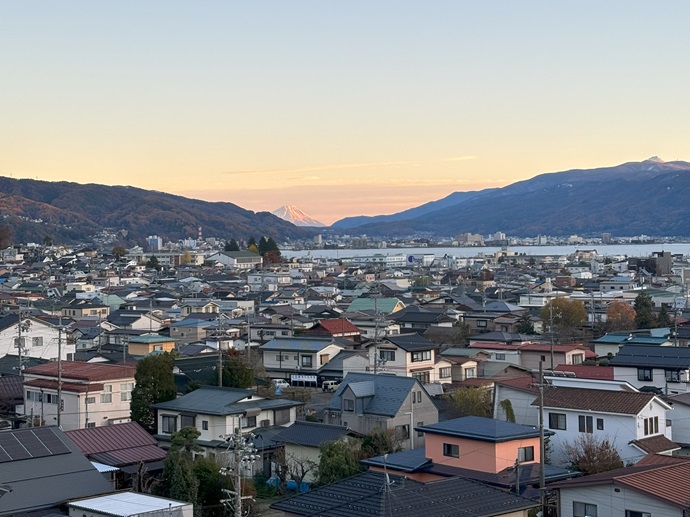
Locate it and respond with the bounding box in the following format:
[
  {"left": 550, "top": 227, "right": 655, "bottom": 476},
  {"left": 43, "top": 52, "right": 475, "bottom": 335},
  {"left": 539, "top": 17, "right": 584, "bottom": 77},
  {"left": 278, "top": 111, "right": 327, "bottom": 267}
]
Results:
[
  {"left": 609, "top": 344, "right": 690, "bottom": 395},
  {"left": 0, "top": 314, "right": 71, "bottom": 361}
]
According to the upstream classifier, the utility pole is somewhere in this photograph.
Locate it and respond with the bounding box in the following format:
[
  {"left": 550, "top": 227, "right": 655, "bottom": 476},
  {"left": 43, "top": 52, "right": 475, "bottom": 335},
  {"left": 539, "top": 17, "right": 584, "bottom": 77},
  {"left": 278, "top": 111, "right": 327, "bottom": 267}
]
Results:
[
  {"left": 220, "top": 416, "right": 257, "bottom": 517},
  {"left": 57, "top": 319, "right": 63, "bottom": 428},
  {"left": 538, "top": 361, "right": 546, "bottom": 516}
]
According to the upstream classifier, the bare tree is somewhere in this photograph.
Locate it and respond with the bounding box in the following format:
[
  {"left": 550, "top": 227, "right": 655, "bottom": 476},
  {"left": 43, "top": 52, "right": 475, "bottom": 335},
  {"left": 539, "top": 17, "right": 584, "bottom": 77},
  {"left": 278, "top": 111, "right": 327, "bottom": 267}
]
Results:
[
  {"left": 563, "top": 434, "right": 623, "bottom": 475},
  {"left": 273, "top": 448, "right": 317, "bottom": 492}
]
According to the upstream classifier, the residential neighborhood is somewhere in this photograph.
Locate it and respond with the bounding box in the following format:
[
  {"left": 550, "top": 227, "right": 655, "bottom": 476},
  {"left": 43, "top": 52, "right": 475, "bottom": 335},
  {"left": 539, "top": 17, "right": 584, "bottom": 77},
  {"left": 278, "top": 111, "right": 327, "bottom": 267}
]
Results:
[{"left": 3, "top": 238, "right": 690, "bottom": 516}]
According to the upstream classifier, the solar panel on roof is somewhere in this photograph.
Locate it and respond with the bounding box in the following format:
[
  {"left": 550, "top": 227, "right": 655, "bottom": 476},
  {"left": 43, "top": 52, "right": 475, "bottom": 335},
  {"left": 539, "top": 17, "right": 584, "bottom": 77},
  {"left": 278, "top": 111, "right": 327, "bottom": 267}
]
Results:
[{"left": 0, "top": 427, "right": 71, "bottom": 463}]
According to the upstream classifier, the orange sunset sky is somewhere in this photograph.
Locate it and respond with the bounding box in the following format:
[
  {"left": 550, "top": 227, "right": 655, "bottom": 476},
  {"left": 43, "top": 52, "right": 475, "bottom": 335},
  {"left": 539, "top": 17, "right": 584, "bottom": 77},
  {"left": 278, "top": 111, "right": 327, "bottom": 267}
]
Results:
[{"left": 3, "top": 2, "right": 690, "bottom": 225}]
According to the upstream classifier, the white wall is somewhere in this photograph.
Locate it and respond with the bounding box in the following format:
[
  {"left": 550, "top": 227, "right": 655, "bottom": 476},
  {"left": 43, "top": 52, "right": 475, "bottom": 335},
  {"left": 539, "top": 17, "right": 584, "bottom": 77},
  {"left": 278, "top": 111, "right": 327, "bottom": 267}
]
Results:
[{"left": 559, "top": 484, "right": 682, "bottom": 517}]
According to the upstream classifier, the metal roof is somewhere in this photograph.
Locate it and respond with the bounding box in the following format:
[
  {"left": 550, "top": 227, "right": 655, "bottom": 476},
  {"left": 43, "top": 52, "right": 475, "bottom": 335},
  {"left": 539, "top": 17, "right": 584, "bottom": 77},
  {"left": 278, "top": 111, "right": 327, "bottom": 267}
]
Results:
[
  {"left": 609, "top": 344, "right": 690, "bottom": 368},
  {"left": 68, "top": 492, "right": 188, "bottom": 516},
  {"left": 327, "top": 373, "right": 422, "bottom": 417},
  {"left": 273, "top": 421, "right": 349, "bottom": 448},
  {"left": 417, "top": 416, "right": 541, "bottom": 443},
  {"left": 260, "top": 336, "right": 339, "bottom": 352}
]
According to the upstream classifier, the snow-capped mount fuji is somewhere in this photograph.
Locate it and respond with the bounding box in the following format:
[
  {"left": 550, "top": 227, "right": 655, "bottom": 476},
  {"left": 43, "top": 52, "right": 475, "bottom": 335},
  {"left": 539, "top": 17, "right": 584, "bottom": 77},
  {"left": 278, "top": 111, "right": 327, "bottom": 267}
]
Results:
[{"left": 272, "top": 205, "right": 326, "bottom": 227}]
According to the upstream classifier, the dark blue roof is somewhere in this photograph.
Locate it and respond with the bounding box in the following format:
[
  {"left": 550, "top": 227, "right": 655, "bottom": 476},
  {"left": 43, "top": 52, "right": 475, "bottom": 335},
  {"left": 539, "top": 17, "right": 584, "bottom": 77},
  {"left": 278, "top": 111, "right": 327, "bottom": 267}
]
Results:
[
  {"left": 417, "top": 416, "right": 540, "bottom": 442},
  {"left": 609, "top": 344, "right": 690, "bottom": 368},
  {"left": 327, "top": 373, "right": 422, "bottom": 417},
  {"left": 379, "top": 333, "right": 438, "bottom": 352},
  {"left": 273, "top": 421, "right": 349, "bottom": 447},
  {"left": 360, "top": 447, "right": 431, "bottom": 472}
]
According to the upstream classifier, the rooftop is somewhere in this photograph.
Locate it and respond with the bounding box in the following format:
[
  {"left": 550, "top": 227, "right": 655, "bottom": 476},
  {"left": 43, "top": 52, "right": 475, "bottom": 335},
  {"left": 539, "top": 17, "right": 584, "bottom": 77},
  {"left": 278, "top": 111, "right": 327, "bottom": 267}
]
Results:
[{"left": 417, "top": 416, "right": 542, "bottom": 443}]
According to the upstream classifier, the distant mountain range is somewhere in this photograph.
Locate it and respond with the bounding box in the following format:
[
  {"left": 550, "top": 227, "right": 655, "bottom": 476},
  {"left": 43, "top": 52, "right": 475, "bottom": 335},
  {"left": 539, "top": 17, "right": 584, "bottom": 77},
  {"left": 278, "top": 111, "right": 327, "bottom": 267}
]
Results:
[
  {"left": 272, "top": 205, "right": 325, "bottom": 227},
  {"left": 331, "top": 157, "right": 690, "bottom": 238},
  {"left": 0, "top": 177, "right": 313, "bottom": 245},
  {"left": 3, "top": 157, "right": 690, "bottom": 246}
]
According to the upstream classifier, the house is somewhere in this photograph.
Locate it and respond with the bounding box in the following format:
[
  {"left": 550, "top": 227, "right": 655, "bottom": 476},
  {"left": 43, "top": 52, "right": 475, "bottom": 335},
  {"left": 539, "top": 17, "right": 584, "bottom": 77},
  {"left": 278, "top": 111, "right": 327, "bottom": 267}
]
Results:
[
  {"left": 0, "top": 313, "right": 72, "bottom": 361},
  {"left": 346, "top": 297, "right": 405, "bottom": 315},
  {"left": 68, "top": 492, "right": 193, "bottom": 517},
  {"left": 609, "top": 344, "right": 690, "bottom": 394},
  {"left": 323, "top": 372, "right": 439, "bottom": 450},
  {"left": 205, "top": 251, "right": 263, "bottom": 270},
  {"left": 272, "top": 421, "right": 355, "bottom": 484},
  {"left": 151, "top": 385, "right": 303, "bottom": 461},
  {"left": 126, "top": 333, "right": 177, "bottom": 356},
  {"left": 169, "top": 317, "right": 215, "bottom": 345},
  {"left": 362, "top": 416, "right": 573, "bottom": 494},
  {"left": 302, "top": 318, "right": 362, "bottom": 342},
  {"left": 0, "top": 426, "right": 115, "bottom": 515},
  {"left": 64, "top": 421, "right": 167, "bottom": 489},
  {"left": 389, "top": 306, "right": 456, "bottom": 332},
  {"left": 270, "top": 470, "right": 538, "bottom": 517},
  {"left": 551, "top": 455, "right": 690, "bottom": 517},
  {"left": 367, "top": 333, "right": 447, "bottom": 384},
  {"left": 22, "top": 361, "right": 137, "bottom": 430},
  {"left": 260, "top": 336, "right": 345, "bottom": 385},
  {"left": 179, "top": 299, "right": 220, "bottom": 317},
  {"left": 539, "top": 385, "right": 677, "bottom": 466},
  {"left": 469, "top": 341, "right": 594, "bottom": 371}
]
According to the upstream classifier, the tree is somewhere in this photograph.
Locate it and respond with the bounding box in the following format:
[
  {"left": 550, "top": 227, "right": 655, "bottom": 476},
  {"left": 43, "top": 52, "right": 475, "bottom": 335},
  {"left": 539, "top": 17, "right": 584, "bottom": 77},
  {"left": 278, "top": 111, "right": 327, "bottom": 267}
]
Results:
[
  {"left": 225, "top": 238, "right": 240, "bottom": 252},
  {"left": 170, "top": 426, "right": 203, "bottom": 456},
  {"left": 605, "top": 300, "right": 636, "bottom": 331},
  {"left": 317, "top": 438, "right": 363, "bottom": 486},
  {"left": 361, "top": 428, "right": 404, "bottom": 458},
  {"left": 563, "top": 434, "right": 623, "bottom": 475},
  {"left": 445, "top": 387, "right": 492, "bottom": 418},
  {"left": 540, "top": 297, "right": 587, "bottom": 339},
  {"left": 180, "top": 250, "right": 193, "bottom": 265},
  {"left": 130, "top": 353, "right": 177, "bottom": 433},
  {"left": 222, "top": 355, "right": 254, "bottom": 389},
  {"left": 0, "top": 225, "right": 12, "bottom": 248},
  {"left": 657, "top": 305, "right": 672, "bottom": 328},
  {"left": 498, "top": 399, "right": 516, "bottom": 423},
  {"left": 154, "top": 450, "right": 198, "bottom": 504},
  {"left": 247, "top": 236, "right": 257, "bottom": 248},
  {"left": 634, "top": 291, "right": 657, "bottom": 329},
  {"left": 516, "top": 314, "right": 535, "bottom": 334},
  {"left": 112, "top": 245, "right": 126, "bottom": 260},
  {"left": 145, "top": 254, "right": 161, "bottom": 271},
  {"left": 273, "top": 449, "right": 317, "bottom": 493},
  {"left": 194, "top": 456, "right": 232, "bottom": 517}
]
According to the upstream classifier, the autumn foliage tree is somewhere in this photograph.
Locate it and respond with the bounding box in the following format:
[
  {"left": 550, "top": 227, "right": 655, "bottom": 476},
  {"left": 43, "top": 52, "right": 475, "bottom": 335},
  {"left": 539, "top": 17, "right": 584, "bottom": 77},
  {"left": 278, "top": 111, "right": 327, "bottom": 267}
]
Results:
[
  {"left": 540, "top": 297, "right": 588, "bottom": 340},
  {"left": 605, "top": 300, "right": 636, "bottom": 331}
]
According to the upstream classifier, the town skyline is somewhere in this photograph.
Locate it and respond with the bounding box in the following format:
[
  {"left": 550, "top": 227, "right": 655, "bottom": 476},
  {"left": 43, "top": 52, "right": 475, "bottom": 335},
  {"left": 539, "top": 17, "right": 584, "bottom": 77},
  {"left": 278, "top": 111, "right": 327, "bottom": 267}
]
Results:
[{"left": 3, "top": 2, "right": 690, "bottom": 224}]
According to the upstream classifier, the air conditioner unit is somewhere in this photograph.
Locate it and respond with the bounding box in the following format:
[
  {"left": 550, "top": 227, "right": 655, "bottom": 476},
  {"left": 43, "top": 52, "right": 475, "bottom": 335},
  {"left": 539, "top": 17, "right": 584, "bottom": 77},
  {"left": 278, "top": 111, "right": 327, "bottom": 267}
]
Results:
[{"left": 260, "top": 419, "right": 270, "bottom": 428}]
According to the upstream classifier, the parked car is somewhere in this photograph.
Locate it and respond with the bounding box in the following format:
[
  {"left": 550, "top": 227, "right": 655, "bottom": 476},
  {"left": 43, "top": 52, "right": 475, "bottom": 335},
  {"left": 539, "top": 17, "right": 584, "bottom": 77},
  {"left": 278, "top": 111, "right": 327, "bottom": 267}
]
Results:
[
  {"left": 322, "top": 380, "right": 340, "bottom": 392},
  {"left": 272, "top": 379, "right": 290, "bottom": 389}
]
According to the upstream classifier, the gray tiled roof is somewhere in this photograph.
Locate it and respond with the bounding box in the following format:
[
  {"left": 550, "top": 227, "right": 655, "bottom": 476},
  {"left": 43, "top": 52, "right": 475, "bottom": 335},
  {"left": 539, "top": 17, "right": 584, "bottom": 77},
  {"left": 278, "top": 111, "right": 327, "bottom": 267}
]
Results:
[
  {"left": 270, "top": 471, "right": 537, "bottom": 516},
  {"left": 327, "top": 373, "right": 421, "bottom": 417},
  {"left": 348, "top": 381, "right": 375, "bottom": 398},
  {"left": 273, "top": 421, "right": 349, "bottom": 447},
  {"left": 260, "top": 336, "right": 337, "bottom": 352},
  {"left": 609, "top": 344, "right": 690, "bottom": 368},
  {"left": 417, "top": 416, "right": 541, "bottom": 442},
  {"left": 361, "top": 447, "right": 431, "bottom": 472},
  {"left": 381, "top": 333, "right": 437, "bottom": 351},
  {"left": 152, "top": 385, "right": 303, "bottom": 415}
]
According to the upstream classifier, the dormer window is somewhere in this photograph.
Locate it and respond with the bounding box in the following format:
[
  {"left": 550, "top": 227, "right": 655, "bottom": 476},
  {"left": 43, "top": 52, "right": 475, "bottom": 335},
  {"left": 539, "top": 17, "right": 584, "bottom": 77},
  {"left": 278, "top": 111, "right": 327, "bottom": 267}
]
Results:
[{"left": 343, "top": 399, "right": 354, "bottom": 412}]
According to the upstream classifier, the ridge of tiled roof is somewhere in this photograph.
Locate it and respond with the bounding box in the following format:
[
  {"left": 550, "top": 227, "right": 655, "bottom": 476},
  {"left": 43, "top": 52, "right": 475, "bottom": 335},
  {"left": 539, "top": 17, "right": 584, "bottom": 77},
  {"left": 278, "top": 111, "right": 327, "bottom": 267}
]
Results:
[{"left": 536, "top": 386, "right": 655, "bottom": 415}]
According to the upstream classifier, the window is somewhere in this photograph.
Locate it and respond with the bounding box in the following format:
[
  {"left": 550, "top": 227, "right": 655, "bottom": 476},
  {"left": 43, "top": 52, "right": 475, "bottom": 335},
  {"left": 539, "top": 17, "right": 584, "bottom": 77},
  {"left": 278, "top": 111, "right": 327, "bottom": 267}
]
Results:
[
  {"left": 417, "top": 421, "right": 424, "bottom": 438},
  {"left": 274, "top": 408, "right": 290, "bottom": 425},
  {"left": 86, "top": 422, "right": 96, "bottom": 428},
  {"left": 379, "top": 350, "right": 396, "bottom": 362},
  {"left": 100, "top": 385, "right": 112, "bottom": 404},
  {"left": 477, "top": 320, "right": 487, "bottom": 328},
  {"left": 411, "top": 351, "right": 432, "bottom": 362},
  {"left": 573, "top": 502, "right": 597, "bottom": 517},
  {"left": 625, "top": 511, "right": 651, "bottom": 517},
  {"left": 243, "top": 415, "right": 257, "bottom": 428},
  {"left": 597, "top": 418, "right": 604, "bottom": 431},
  {"left": 26, "top": 390, "right": 42, "bottom": 402},
  {"left": 301, "top": 355, "right": 313, "bottom": 368},
  {"left": 202, "top": 420, "right": 209, "bottom": 431},
  {"left": 181, "top": 414, "right": 195, "bottom": 428},
  {"left": 495, "top": 353, "right": 506, "bottom": 360},
  {"left": 541, "top": 355, "right": 546, "bottom": 362},
  {"left": 666, "top": 370, "right": 680, "bottom": 383},
  {"left": 443, "top": 443, "right": 459, "bottom": 458},
  {"left": 579, "top": 415, "right": 593, "bottom": 433},
  {"left": 86, "top": 396, "right": 96, "bottom": 405},
  {"left": 638, "top": 368, "right": 653, "bottom": 382},
  {"left": 121, "top": 382, "right": 134, "bottom": 401},
  {"left": 644, "top": 416, "right": 659, "bottom": 436},
  {"left": 412, "top": 371, "right": 430, "bottom": 384},
  {"left": 549, "top": 412, "right": 566, "bottom": 430},
  {"left": 396, "top": 424, "right": 409, "bottom": 440},
  {"left": 572, "top": 353, "right": 584, "bottom": 365},
  {"left": 293, "top": 355, "right": 298, "bottom": 360},
  {"left": 343, "top": 399, "right": 354, "bottom": 411},
  {"left": 32, "top": 337, "right": 43, "bottom": 347},
  {"left": 439, "top": 367, "right": 451, "bottom": 378},
  {"left": 465, "top": 368, "right": 476, "bottom": 379},
  {"left": 320, "top": 354, "right": 329, "bottom": 365},
  {"left": 162, "top": 415, "right": 177, "bottom": 434},
  {"left": 518, "top": 446, "right": 534, "bottom": 462}
]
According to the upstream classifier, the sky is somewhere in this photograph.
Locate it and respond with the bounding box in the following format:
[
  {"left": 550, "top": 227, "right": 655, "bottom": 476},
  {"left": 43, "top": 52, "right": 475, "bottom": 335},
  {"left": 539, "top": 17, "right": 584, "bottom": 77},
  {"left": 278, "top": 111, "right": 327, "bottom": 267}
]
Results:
[{"left": 3, "top": 2, "right": 690, "bottom": 225}]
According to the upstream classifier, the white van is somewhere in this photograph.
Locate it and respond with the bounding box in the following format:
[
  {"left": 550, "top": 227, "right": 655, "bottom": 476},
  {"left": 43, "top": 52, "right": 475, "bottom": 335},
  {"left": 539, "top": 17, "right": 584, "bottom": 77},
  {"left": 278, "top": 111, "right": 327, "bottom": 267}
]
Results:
[
  {"left": 322, "top": 380, "right": 340, "bottom": 392},
  {"left": 272, "top": 379, "right": 290, "bottom": 389}
]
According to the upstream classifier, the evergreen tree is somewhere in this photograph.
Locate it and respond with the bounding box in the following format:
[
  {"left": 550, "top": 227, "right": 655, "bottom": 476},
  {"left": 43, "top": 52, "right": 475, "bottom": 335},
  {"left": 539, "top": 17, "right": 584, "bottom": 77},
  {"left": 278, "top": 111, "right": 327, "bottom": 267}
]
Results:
[
  {"left": 258, "top": 236, "right": 269, "bottom": 255},
  {"left": 145, "top": 255, "right": 161, "bottom": 271},
  {"left": 222, "top": 355, "right": 254, "bottom": 389},
  {"left": 194, "top": 456, "right": 231, "bottom": 517},
  {"left": 130, "top": 353, "right": 177, "bottom": 433},
  {"left": 224, "top": 238, "right": 240, "bottom": 252},
  {"left": 155, "top": 450, "right": 198, "bottom": 504},
  {"left": 634, "top": 291, "right": 657, "bottom": 329},
  {"left": 247, "top": 236, "right": 257, "bottom": 248},
  {"left": 516, "top": 314, "right": 535, "bottom": 334},
  {"left": 657, "top": 305, "right": 672, "bottom": 328},
  {"left": 317, "top": 438, "right": 363, "bottom": 486}
]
